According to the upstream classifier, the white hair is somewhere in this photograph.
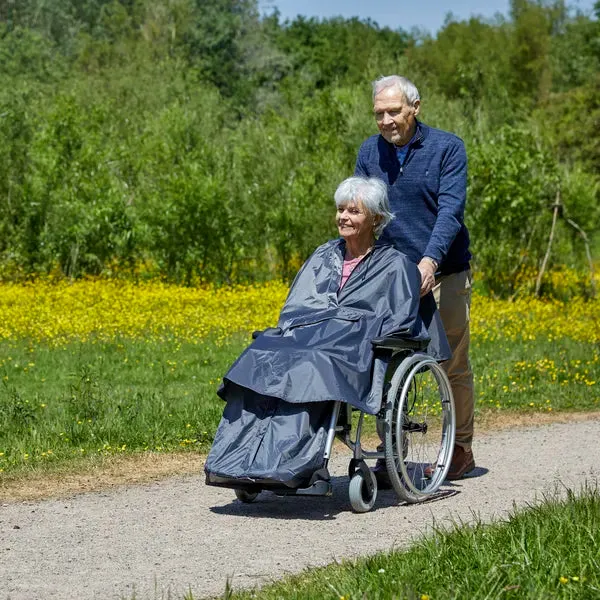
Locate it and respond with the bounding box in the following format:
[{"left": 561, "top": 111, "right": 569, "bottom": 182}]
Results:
[
  {"left": 334, "top": 177, "right": 394, "bottom": 236},
  {"left": 372, "top": 75, "right": 420, "bottom": 105}
]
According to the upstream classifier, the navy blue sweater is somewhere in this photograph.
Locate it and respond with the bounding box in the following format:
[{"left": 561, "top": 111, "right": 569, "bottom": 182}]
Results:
[{"left": 355, "top": 121, "right": 471, "bottom": 275}]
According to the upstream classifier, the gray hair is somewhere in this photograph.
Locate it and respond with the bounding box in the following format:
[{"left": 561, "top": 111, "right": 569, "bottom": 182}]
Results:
[
  {"left": 334, "top": 177, "right": 394, "bottom": 236},
  {"left": 372, "top": 75, "right": 420, "bottom": 105}
]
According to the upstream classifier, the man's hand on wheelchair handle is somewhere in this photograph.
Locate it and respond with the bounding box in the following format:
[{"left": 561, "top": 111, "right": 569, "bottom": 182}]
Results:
[{"left": 418, "top": 257, "right": 437, "bottom": 296}]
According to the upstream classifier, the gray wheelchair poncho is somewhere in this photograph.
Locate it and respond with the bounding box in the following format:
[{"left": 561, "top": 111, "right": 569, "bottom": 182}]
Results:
[{"left": 205, "top": 239, "right": 450, "bottom": 489}]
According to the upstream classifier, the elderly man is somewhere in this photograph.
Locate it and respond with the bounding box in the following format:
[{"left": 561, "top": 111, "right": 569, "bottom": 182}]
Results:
[{"left": 355, "top": 75, "right": 475, "bottom": 481}]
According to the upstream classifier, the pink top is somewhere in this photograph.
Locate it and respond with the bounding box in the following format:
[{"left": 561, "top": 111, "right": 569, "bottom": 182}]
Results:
[{"left": 340, "top": 256, "right": 364, "bottom": 290}]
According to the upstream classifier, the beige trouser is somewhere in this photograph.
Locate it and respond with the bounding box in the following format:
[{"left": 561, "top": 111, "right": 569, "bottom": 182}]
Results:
[
  {"left": 376, "top": 270, "right": 475, "bottom": 453},
  {"left": 433, "top": 270, "right": 474, "bottom": 450}
]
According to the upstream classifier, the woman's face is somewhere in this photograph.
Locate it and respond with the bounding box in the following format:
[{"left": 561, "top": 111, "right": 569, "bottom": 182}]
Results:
[{"left": 336, "top": 200, "right": 374, "bottom": 243}]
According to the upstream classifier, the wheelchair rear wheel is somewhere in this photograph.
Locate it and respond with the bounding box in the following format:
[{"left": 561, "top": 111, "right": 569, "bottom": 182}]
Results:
[{"left": 383, "top": 353, "right": 455, "bottom": 503}]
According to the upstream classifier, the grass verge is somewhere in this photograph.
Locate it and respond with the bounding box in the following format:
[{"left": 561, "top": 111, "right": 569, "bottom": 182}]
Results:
[
  {"left": 0, "top": 333, "right": 599, "bottom": 478},
  {"left": 213, "top": 486, "right": 600, "bottom": 600},
  {"left": 0, "top": 334, "right": 247, "bottom": 474}
]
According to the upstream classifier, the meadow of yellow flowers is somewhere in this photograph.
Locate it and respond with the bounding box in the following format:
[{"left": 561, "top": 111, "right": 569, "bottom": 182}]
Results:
[{"left": 0, "top": 279, "right": 598, "bottom": 346}]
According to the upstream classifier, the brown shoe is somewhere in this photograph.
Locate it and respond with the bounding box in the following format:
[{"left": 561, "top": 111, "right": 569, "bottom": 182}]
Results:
[
  {"left": 424, "top": 445, "right": 475, "bottom": 480},
  {"left": 446, "top": 445, "right": 475, "bottom": 480}
]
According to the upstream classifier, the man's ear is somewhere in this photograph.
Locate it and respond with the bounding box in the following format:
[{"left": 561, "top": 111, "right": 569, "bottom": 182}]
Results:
[{"left": 413, "top": 99, "right": 421, "bottom": 116}]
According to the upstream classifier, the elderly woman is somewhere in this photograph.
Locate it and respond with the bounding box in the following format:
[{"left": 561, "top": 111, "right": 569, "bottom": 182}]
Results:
[{"left": 205, "top": 176, "right": 448, "bottom": 489}]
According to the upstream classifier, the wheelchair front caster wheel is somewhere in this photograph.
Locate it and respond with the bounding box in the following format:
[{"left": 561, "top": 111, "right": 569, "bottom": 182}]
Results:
[
  {"left": 234, "top": 488, "right": 259, "bottom": 503},
  {"left": 349, "top": 469, "right": 377, "bottom": 513}
]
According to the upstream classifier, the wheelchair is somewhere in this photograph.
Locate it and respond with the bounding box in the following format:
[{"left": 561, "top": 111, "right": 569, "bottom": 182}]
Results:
[{"left": 231, "top": 334, "right": 456, "bottom": 513}]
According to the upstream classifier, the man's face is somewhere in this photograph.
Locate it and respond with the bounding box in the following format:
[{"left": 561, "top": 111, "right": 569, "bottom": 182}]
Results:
[{"left": 373, "top": 87, "right": 420, "bottom": 146}]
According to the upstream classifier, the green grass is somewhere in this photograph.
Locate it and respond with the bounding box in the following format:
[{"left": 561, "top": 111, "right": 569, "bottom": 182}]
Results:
[
  {"left": 212, "top": 486, "right": 600, "bottom": 600},
  {"left": 0, "top": 333, "right": 598, "bottom": 475},
  {"left": 0, "top": 334, "right": 248, "bottom": 473},
  {"left": 471, "top": 335, "right": 599, "bottom": 413}
]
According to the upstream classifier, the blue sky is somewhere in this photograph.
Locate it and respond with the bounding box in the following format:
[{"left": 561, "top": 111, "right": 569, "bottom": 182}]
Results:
[{"left": 259, "top": 0, "right": 597, "bottom": 34}]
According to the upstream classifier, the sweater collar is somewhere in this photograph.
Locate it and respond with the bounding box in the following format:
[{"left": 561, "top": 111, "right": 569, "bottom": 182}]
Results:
[
  {"left": 381, "top": 120, "right": 427, "bottom": 153},
  {"left": 404, "top": 120, "right": 426, "bottom": 147}
]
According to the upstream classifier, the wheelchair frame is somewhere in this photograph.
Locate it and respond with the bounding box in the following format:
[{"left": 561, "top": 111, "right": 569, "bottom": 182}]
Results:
[{"left": 233, "top": 336, "right": 456, "bottom": 512}]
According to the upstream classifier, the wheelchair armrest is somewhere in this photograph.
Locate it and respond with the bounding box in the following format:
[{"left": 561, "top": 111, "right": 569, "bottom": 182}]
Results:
[{"left": 371, "top": 335, "right": 429, "bottom": 352}]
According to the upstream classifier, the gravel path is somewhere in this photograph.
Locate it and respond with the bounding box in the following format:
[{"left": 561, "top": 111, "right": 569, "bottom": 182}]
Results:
[{"left": 2, "top": 419, "right": 599, "bottom": 600}]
